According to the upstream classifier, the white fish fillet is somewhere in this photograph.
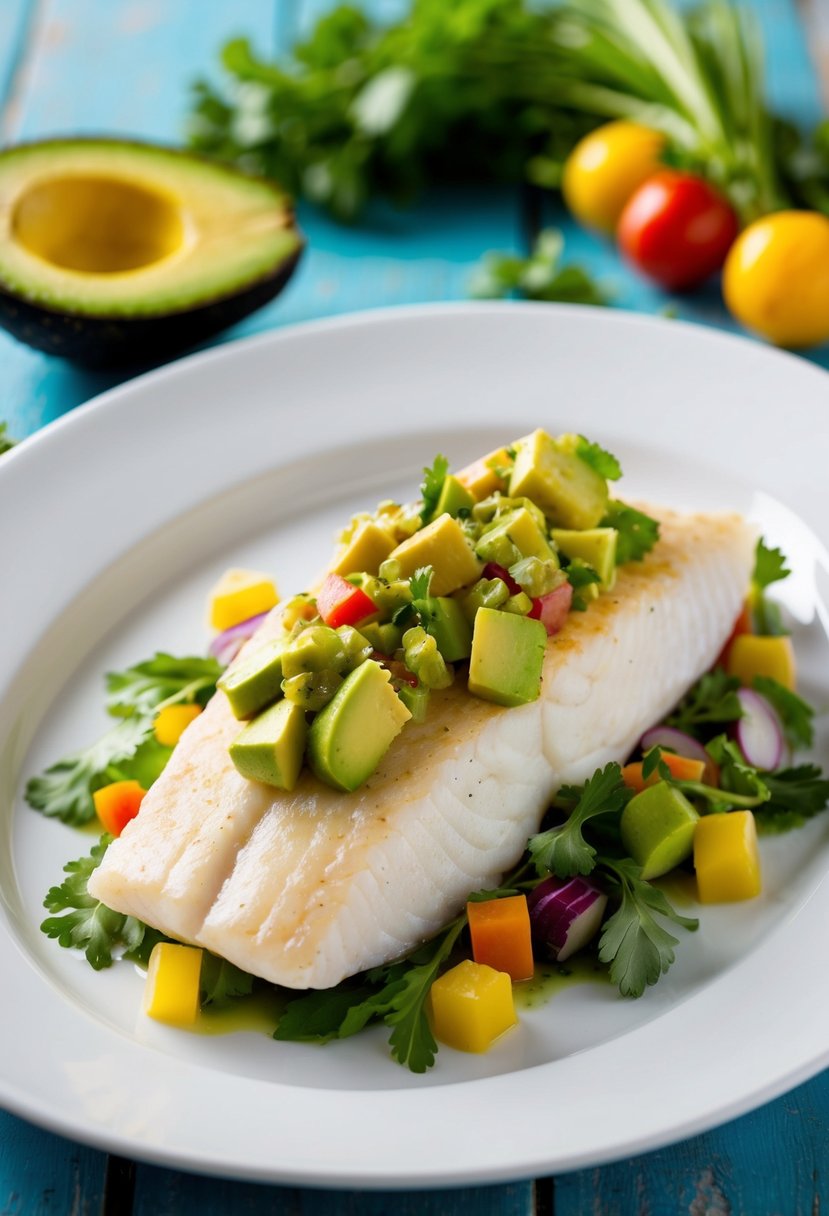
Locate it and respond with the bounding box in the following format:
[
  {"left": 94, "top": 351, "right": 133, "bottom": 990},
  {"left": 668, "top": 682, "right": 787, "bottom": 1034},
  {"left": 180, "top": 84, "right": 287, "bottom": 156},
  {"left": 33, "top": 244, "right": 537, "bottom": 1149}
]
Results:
[{"left": 89, "top": 507, "right": 755, "bottom": 989}]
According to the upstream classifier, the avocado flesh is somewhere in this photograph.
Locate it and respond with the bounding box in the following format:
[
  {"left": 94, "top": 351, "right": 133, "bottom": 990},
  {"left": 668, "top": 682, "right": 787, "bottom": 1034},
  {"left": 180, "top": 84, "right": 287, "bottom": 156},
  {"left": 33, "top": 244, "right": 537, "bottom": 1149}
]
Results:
[
  {"left": 307, "top": 660, "right": 412, "bottom": 792},
  {"left": 468, "top": 607, "right": 547, "bottom": 707},
  {"left": 0, "top": 139, "right": 303, "bottom": 366}
]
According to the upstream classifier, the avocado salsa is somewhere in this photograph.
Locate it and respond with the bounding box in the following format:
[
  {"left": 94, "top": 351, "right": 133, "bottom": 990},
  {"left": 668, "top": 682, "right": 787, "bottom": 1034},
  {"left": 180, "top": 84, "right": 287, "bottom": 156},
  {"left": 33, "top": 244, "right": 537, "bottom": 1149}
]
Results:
[{"left": 221, "top": 429, "right": 658, "bottom": 794}]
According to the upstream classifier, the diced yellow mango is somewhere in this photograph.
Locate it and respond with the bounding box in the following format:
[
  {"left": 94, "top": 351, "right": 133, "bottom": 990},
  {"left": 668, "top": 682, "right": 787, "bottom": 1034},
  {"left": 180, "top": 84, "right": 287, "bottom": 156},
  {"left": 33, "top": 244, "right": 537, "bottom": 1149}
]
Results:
[
  {"left": 694, "top": 811, "right": 762, "bottom": 903},
  {"left": 329, "top": 520, "right": 396, "bottom": 577},
  {"left": 153, "top": 704, "right": 202, "bottom": 747},
  {"left": 390, "top": 514, "right": 482, "bottom": 596},
  {"left": 209, "top": 568, "right": 279, "bottom": 632},
  {"left": 143, "top": 943, "right": 203, "bottom": 1026},
  {"left": 429, "top": 959, "right": 517, "bottom": 1053},
  {"left": 726, "top": 634, "right": 796, "bottom": 691},
  {"left": 455, "top": 448, "right": 511, "bottom": 501}
]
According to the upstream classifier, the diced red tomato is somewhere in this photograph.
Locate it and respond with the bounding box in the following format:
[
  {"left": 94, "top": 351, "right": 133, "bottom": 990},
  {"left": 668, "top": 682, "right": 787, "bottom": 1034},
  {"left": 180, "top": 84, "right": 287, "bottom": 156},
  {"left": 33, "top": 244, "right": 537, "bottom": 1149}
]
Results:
[
  {"left": 530, "top": 583, "right": 573, "bottom": 635},
  {"left": 316, "top": 573, "right": 377, "bottom": 628},
  {"left": 482, "top": 563, "right": 522, "bottom": 596},
  {"left": 93, "top": 780, "right": 146, "bottom": 837}
]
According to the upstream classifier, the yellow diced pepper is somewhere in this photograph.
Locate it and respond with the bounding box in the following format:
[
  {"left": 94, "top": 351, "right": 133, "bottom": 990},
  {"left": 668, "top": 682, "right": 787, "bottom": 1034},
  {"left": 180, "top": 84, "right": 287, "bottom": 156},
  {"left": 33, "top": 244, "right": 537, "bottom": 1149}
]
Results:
[
  {"left": 143, "top": 942, "right": 203, "bottom": 1026},
  {"left": 429, "top": 959, "right": 517, "bottom": 1053},
  {"left": 209, "top": 568, "right": 279, "bottom": 632},
  {"left": 694, "top": 811, "right": 762, "bottom": 903},
  {"left": 455, "top": 448, "right": 511, "bottom": 501},
  {"left": 726, "top": 634, "right": 796, "bottom": 691},
  {"left": 153, "top": 703, "right": 202, "bottom": 746},
  {"left": 389, "top": 514, "right": 482, "bottom": 596},
  {"left": 329, "top": 520, "right": 396, "bottom": 577}
]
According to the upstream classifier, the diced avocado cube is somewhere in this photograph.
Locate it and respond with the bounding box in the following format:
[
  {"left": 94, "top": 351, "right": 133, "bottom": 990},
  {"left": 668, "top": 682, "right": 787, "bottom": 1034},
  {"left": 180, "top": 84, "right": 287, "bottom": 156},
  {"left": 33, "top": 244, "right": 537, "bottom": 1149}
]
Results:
[
  {"left": 552, "top": 527, "right": 618, "bottom": 587},
  {"left": 620, "top": 782, "right": 700, "bottom": 880},
  {"left": 420, "top": 596, "right": 473, "bottom": 662},
  {"left": 307, "top": 660, "right": 412, "bottom": 792},
  {"left": 468, "top": 607, "right": 547, "bottom": 707},
  {"left": 329, "top": 520, "right": 396, "bottom": 578},
  {"left": 429, "top": 474, "right": 475, "bottom": 521},
  {"left": 509, "top": 429, "right": 608, "bottom": 530},
  {"left": 229, "top": 699, "right": 308, "bottom": 791},
  {"left": 390, "top": 513, "right": 482, "bottom": 596},
  {"left": 359, "top": 621, "right": 404, "bottom": 655},
  {"left": 475, "top": 507, "right": 555, "bottom": 565},
  {"left": 218, "top": 636, "right": 289, "bottom": 720},
  {"left": 282, "top": 625, "right": 347, "bottom": 679}
]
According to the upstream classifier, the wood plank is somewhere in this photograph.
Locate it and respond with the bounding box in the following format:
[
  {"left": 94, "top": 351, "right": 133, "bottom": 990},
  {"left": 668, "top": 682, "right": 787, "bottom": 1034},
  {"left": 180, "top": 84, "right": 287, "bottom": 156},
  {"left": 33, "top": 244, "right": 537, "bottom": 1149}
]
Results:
[
  {"left": 132, "top": 1172, "right": 535, "bottom": 1216},
  {"left": 553, "top": 1070, "right": 829, "bottom": 1215},
  {"left": 0, "top": 1110, "right": 107, "bottom": 1215}
]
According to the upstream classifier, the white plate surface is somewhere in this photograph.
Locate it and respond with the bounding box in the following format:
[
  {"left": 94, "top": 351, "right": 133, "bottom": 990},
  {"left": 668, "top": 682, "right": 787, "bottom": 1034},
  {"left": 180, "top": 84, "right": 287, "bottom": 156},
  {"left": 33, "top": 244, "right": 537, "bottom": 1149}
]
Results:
[{"left": 1, "top": 303, "right": 829, "bottom": 1187}]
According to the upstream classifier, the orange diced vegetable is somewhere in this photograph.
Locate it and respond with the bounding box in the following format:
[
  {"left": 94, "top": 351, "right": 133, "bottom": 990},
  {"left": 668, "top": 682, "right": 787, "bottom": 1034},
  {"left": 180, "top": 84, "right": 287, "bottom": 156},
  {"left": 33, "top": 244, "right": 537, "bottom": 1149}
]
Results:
[
  {"left": 694, "top": 811, "right": 762, "bottom": 903},
  {"left": 466, "top": 894, "right": 534, "bottom": 981},
  {"left": 622, "top": 753, "right": 707, "bottom": 793},
  {"left": 143, "top": 942, "right": 203, "bottom": 1026},
  {"left": 93, "top": 780, "right": 146, "bottom": 837},
  {"left": 715, "top": 601, "right": 753, "bottom": 668},
  {"left": 430, "top": 960, "right": 517, "bottom": 1053},
  {"left": 154, "top": 703, "right": 202, "bottom": 746},
  {"left": 455, "top": 448, "right": 510, "bottom": 501},
  {"left": 209, "top": 568, "right": 279, "bottom": 632},
  {"left": 726, "top": 634, "right": 796, "bottom": 691}
]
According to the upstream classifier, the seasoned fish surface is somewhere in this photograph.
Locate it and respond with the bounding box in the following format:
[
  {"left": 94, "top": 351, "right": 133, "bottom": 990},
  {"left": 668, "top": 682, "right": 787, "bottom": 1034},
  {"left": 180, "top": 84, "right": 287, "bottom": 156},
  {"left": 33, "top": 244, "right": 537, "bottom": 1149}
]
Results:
[{"left": 89, "top": 508, "right": 755, "bottom": 989}]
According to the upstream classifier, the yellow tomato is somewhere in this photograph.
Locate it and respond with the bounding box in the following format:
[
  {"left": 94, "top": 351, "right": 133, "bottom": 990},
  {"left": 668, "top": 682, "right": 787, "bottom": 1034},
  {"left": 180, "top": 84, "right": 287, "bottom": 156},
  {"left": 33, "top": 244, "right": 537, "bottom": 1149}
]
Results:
[
  {"left": 562, "top": 121, "right": 666, "bottom": 234},
  {"left": 723, "top": 211, "right": 829, "bottom": 348}
]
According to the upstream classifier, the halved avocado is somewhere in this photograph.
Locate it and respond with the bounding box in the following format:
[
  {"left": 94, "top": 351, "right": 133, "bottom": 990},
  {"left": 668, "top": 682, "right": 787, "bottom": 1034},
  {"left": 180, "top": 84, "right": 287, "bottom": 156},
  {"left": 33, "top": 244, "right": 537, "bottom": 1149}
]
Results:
[{"left": 0, "top": 138, "right": 303, "bottom": 367}]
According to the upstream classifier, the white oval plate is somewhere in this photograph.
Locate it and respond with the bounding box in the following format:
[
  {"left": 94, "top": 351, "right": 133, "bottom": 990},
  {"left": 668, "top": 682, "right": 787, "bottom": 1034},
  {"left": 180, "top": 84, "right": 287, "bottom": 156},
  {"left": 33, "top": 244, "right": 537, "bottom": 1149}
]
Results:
[{"left": 1, "top": 304, "right": 829, "bottom": 1188}]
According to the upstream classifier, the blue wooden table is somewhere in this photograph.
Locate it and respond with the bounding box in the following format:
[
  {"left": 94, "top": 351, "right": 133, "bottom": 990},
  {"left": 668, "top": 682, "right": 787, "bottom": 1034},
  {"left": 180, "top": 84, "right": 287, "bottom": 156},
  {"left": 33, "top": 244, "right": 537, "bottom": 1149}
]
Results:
[{"left": 2, "top": 2, "right": 828, "bottom": 1212}]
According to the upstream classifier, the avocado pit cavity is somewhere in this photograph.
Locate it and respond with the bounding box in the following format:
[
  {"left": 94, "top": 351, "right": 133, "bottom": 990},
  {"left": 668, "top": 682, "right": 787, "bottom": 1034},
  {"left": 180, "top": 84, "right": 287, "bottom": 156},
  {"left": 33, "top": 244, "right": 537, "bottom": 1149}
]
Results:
[{"left": 12, "top": 173, "right": 186, "bottom": 274}]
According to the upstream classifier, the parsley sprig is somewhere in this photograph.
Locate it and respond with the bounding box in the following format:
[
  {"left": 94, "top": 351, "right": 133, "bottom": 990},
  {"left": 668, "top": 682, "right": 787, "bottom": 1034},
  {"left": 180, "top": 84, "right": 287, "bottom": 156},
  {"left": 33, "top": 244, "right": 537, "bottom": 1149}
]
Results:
[
  {"left": 0, "top": 421, "right": 15, "bottom": 455},
  {"left": 26, "top": 652, "right": 222, "bottom": 825},
  {"left": 419, "top": 455, "right": 449, "bottom": 525},
  {"left": 528, "top": 764, "right": 631, "bottom": 877},
  {"left": 601, "top": 502, "right": 660, "bottom": 563}
]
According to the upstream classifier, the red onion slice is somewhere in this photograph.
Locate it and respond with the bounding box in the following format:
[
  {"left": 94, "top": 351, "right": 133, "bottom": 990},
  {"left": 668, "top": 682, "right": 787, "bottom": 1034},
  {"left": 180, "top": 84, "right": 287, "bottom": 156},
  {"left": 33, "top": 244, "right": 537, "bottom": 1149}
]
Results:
[
  {"left": 639, "top": 726, "right": 709, "bottom": 765},
  {"left": 734, "top": 688, "right": 784, "bottom": 771},
  {"left": 209, "top": 611, "right": 270, "bottom": 666},
  {"left": 527, "top": 875, "right": 608, "bottom": 962}
]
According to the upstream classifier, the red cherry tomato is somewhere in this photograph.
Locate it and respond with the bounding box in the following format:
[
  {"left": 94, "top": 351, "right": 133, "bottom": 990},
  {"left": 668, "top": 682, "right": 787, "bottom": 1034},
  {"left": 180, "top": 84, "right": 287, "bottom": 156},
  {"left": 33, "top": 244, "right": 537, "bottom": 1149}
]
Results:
[{"left": 617, "top": 170, "right": 739, "bottom": 291}]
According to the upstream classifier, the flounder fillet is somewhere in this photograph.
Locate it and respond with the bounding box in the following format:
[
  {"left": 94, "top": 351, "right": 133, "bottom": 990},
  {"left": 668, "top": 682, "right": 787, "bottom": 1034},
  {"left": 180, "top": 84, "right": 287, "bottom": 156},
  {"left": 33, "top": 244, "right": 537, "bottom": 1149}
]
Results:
[{"left": 89, "top": 507, "right": 755, "bottom": 989}]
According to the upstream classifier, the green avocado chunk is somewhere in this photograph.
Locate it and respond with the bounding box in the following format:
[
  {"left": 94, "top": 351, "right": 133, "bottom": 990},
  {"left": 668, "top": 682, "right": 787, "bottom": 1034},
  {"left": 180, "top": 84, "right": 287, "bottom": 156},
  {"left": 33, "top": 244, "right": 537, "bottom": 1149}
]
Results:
[
  {"left": 418, "top": 595, "right": 473, "bottom": 662},
  {"left": 218, "top": 636, "right": 289, "bottom": 720},
  {"left": 307, "top": 660, "right": 412, "bottom": 792},
  {"left": 468, "top": 607, "right": 547, "bottom": 707},
  {"left": 475, "top": 507, "right": 555, "bottom": 565},
  {"left": 430, "top": 474, "right": 475, "bottom": 521},
  {"left": 620, "top": 782, "right": 700, "bottom": 880},
  {"left": 509, "top": 430, "right": 608, "bottom": 530},
  {"left": 0, "top": 138, "right": 303, "bottom": 367},
  {"left": 552, "top": 527, "right": 618, "bottom": 587},
  {"left": 229, "top": 699, "right": 308, "bottom": 792}
]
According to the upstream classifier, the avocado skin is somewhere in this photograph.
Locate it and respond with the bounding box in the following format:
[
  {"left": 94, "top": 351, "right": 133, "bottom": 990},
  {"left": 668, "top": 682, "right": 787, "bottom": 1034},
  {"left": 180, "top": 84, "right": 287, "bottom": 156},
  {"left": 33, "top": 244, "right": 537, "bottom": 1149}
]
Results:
[{"left": 0, "top": 244, "right": 303, "bottom": 368}]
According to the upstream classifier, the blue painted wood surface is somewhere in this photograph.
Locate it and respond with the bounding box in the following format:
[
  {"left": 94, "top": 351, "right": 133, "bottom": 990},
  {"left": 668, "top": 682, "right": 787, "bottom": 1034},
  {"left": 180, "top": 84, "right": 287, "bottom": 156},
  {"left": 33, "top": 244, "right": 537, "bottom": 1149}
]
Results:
[{"left": 1, "top": 2, "right": 828, "bottom": 1213}]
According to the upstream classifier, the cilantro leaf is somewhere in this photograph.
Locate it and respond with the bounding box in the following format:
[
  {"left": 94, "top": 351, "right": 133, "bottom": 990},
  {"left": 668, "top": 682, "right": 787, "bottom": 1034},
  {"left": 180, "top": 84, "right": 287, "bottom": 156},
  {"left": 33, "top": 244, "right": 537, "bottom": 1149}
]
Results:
[
  {"left": 385, "top": 918, "right": 465, "bottom": 1073},
  {"left": 470, "top": 230, "right": 608, "bottom": 307},
  {"left": 419, "top": 455, "right": 449, "bottom": 525},
  {"left": 754, "top": 766, "right": 829, "bottom": 834},
  {"left": 27, "top": 651, "right": 222, "bottom": 824},
  {"left": 601, "top": 502, "right": 660, "bottom": 563},
  {"left": 753, "top": 676, "right": 814, "bottom": 750},
  {"left": 753, "top": 539, "right": 790, "bottom": 591},
  {"left": 565, "top": 559, "right": 601, "bottom": 611},
  {"left": 529, "top": 763, "right": 631, "bottom": 877},
  {"left": 667, "top": 669, "right": 743, "bottom": 738},
  {"left": 409, "top": 565, "right": 434, "bottom": 602},
  {"left": 26, "top": 717, "right": 152, "bottom": 825},
  {"left": 106, "top": 653, "right": 222, "bottom": 718},
  {"left": 575, "top": 436, "right": 622, "bottom": 481},
  {"left": 0, "top": 421, "right": 15, "bottom": 455},
  {"left": 41, "top": 836, "right": 155, "bottom": 969},
  {"left": 597, "top": 857, "right": 698, "bottom": 998},
  {"left": 200, "top": 953, "right": 256, "bottom": 1008},
  {"left": 703, "top": 735, "right": 770, "bottom": 806},
  {"left": 275, "top": 980, "right": 401, "bottom": 1045}
]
